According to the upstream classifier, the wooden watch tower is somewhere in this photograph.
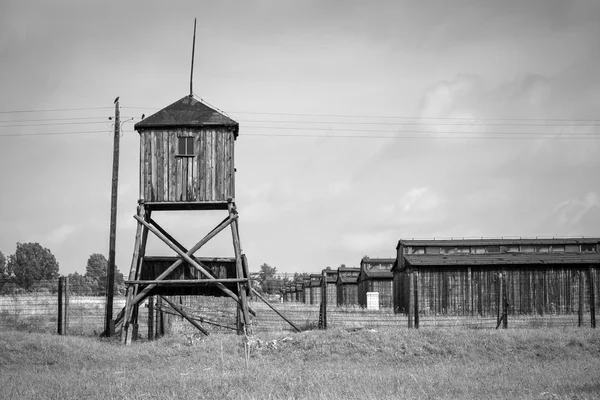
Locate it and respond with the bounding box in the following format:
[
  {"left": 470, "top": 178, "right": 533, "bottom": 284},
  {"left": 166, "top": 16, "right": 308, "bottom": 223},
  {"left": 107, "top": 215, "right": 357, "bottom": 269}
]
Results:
[{"left": 119, "top": 94, "right": 253, "bottom": 344}]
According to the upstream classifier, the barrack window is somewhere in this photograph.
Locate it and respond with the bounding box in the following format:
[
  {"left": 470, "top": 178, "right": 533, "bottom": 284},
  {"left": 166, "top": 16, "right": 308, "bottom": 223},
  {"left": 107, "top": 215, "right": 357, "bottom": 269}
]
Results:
[{"left": 177, "top": 136, "right": 195, "bottom": 156}]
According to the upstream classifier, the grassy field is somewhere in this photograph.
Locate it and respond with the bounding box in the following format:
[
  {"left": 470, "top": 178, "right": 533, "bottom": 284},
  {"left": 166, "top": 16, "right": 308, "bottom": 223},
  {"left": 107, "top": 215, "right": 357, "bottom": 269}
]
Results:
[{"left": 0, "top": 327, "right": 599, "bottom": 399}]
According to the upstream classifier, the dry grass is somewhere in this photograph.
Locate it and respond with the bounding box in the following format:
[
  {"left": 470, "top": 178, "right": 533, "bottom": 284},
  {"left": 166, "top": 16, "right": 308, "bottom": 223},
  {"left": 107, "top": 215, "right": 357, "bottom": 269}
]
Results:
[{"left": 0, "top": 327, "right": 599, "bottom": 399}]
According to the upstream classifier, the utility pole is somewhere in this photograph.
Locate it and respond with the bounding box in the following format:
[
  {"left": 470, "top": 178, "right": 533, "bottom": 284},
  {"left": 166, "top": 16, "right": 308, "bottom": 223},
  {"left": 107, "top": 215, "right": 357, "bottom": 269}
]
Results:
[{"left": 105, "top": 96, "right": 120, "bottom": 336}]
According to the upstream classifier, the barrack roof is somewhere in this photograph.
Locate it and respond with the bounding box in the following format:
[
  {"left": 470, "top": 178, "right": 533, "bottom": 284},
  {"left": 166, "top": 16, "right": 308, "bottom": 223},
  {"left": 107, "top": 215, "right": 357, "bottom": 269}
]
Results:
[
  {"left": 397, "top": 237, "right": 600, "bottom": 249},
  {"left": 403, "top": 252, "right": 600, "bottom": 267},
  {"left": 134, "top": 95, "right": 239, "bottom": 136}
]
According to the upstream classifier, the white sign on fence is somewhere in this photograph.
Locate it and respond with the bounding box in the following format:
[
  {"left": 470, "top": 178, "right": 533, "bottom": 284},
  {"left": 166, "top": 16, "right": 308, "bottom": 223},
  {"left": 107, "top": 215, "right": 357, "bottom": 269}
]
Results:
[{"left": 366, "top": 292, "right": 379, "bottom": 310}]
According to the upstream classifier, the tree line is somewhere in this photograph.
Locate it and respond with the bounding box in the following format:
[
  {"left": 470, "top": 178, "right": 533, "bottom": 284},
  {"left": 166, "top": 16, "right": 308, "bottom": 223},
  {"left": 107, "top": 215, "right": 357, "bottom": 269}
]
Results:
[{"left": 0, "top": 242, "right": 125, "bottom": 295}]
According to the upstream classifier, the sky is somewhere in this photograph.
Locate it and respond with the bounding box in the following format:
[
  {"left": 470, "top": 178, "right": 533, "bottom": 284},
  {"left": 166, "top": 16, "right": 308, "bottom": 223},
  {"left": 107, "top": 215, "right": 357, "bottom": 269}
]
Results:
[{"left": 1, "top": 0, "right": 600, "bottom": 277}]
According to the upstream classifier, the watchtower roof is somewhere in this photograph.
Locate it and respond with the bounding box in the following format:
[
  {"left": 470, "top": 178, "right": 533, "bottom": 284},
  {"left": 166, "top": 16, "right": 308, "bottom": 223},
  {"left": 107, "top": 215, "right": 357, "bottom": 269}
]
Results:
[{"left": 135, "top": 95, "right": 239, "bottom": 136}]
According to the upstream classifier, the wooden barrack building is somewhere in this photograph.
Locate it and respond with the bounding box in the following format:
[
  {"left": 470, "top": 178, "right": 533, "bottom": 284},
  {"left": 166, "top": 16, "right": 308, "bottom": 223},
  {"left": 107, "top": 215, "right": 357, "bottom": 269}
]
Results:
[
  {"left": 358, "top": 257, "right": 394, "bottom": 309},
  {"left": 393, "top": 238, "right": 600, "bottom": 319},
  {"left": 337, "top": 267, "right": 360, "bottom": 306}
]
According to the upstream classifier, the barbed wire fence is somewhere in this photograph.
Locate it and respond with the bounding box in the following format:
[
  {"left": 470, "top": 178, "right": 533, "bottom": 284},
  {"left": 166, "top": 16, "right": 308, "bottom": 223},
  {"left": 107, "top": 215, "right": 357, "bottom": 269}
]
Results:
[{"left": 0, "top": 272, "right": 597, "bottom": 337}]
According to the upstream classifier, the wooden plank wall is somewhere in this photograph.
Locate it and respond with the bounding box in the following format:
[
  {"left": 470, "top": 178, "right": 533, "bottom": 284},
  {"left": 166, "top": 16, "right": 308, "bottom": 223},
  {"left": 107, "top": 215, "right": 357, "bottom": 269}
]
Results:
[
  {"left": 372, "top": 280, "right": 393, "bottom": 308},
  {"left": 337, "top": 283, "right": 359, "bottom": 306},
  {"left": 304, "top": 287, "right": 312, "bottom": 304},
  {"left": 310, "top": 286, "right": 322, "bottom": 305},
  {"left": 140, "top": 128, "right": 235, "bottom": 202},
  {"left": 325, "top": 282, "right": 337, "bottom": 306},
  {"left": 358, "top": 278, "right": 393, "bottom": 308},
  {"left": 395, "top": 265, "right": 595, "bottom": 316}
]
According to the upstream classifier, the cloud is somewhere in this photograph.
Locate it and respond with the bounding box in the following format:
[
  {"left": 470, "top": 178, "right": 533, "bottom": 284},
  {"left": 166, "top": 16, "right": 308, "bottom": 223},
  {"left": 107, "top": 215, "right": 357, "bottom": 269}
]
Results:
[
  {"left": 341, "top": 230, "right": 396, "bottom": 254},
  {"left": 47, "top": 224, "right": 77, "bottom": 246},
  {"left": 553, "top": 192, "right": 600, "bottom": 228},
  {"left": 382, "top": 186, "right": 444, "bottom": 226}
]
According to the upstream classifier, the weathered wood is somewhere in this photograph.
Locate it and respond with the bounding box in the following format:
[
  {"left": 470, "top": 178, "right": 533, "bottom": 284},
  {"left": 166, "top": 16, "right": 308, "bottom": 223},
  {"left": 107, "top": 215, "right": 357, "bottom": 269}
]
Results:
[
  {"left": 147, "top": 296, "right": 154, "bottom": 341},
  {"left": 57, "top": 277, "right": 63, "bottom": 335},
  {"left": 133, "top": 214, "right": 257, "bottom": 316},
  {"left": 188, "top": 155, "right": 194, "bottom": 200},
  {"left": 160, "top": 295, "right": 209, "bottom": 336},
  {"left": 169, "top": 133, "right": 176, "bottom": 201},
  {"left": 176, "top": 156, "right": 182, "bottom": 201},
  {"left": 579, "top": 270, "right": 584, "bottom": 327},
  {"left": 207, "top": 130, "right": 213, "bottom": 200},
  {"left": 130, "top": 215, "right": 235, "bottom": 305},
  {"left": 121, "top": 205, "right": 145, "bottom": 344},
  {"left": 148, "top": 217, "right": 187, "bottom": 253},
  {"left": 155, "top": 304, "right": 236, "bottom": 331},
  {"left": 229, "top": 206, "right": 251, "bottom": 332},
  {"left": 414, "top": 271, "right": 419, "bottom": 329},
  {"left": 126, "top": 278, "right": 250, "bottom": 285},
  {"left": 156, "top": 131, "right": 164, "bottom": 202},
  {"left": 407, "top": 269, "right": 414, "bottom": 328},
  {"left": 192, "top": 133, "right": 199, "bottom": 201},
  {"left": 162, "top": 130, "right": 169, "bottom": 201},
  {"left": 151, "top": 131, "right": 158, "bottom": 201},
  {"left": 590, "top": 267, "right": 597, "bottom": 328}
]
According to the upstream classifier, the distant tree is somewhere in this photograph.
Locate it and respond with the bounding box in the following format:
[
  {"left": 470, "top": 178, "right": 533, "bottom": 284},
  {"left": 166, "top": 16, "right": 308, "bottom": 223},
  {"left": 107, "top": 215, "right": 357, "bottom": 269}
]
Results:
[
  {"left": 0, "top": 250, "right": 11, "bottom": 292},
  {"left": 86, "top": 253, "right": 108, "bottom": 283},
  {"left": 251, "top": 263, "right": 287, "bottom": 295},
  {"left": 84, "top": 253, "right": 125, "bottom": 296},
  {"left": 7, "top": 242, "right": 59, "bottom": 290},
  {"left": 0, "top": 250, "right": 6, "bottom": 275},
  {"left": 0, "top": 250, "right": 7, "bottom": 281},
  {"left": 340, "top": 264, "right": 346, "bottom": 269}
]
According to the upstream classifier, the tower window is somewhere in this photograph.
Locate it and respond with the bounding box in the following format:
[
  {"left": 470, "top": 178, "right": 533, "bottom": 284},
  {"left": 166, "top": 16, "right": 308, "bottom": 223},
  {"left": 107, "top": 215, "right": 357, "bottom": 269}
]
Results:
[{"left": 177, "top": 137, "right": 195, "bottom": 156}]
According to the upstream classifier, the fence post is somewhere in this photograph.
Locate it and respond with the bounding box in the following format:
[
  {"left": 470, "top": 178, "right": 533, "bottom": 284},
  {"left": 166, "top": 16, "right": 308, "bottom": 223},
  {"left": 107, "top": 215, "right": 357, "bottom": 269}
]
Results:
[
  {"left": 321, "top": 270, "right": 327, "bottom": 329},
  {"left": 147, "top": 296, "right": 154, "bottom": 341},
  {"left": 496, "top": 273, "right": 501, "bottom": 328},
  {"left": 579, "top": 270, "right": 584, "bottom": 327},
  {"left": 407, "top": 269, "right": 414, "bottom": 329},
  {"left": 414, "top": 270, "right": 419, "bottom": 329},
  {"left": 502, "top": 271, "right": 508, "bottom": 329},
  {"left": 64, "top": 276, "right": 69, "bottom": 335},
  {"left": 57, "top": 277, "right": 63, "bottom": 335},
  {"left": 590, "top": 267, "right": 596, "bottom": 328}
]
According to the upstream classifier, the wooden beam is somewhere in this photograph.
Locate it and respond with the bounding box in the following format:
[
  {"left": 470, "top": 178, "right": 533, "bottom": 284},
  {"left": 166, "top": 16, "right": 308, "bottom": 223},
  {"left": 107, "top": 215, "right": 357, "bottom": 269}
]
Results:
[
  {"left": 134, "top": 214, "right": 257, "bottom": 316},
  {"left": 160, "top": 296, "right": 209, "bottom": 336},
  {"left": 251, "top": 288, "right": 300, "bottom": 333},
  {"left": 156, "top": 304, "right": 237, "bottom": 331},
  {"left": 125, "top": 278, "right": 250, "bottom": 285},
  {"left": 149, "top": 217, "right": 187, "bottom": 254},
  {"left": 130, "top": 215, "right": 235, "bottom": 306},
  {"left": 121, "top": 205, "right": 145, "bottom": 344},
  {"left": 229, "top": 208, "right": 251, "bottom": 331}
]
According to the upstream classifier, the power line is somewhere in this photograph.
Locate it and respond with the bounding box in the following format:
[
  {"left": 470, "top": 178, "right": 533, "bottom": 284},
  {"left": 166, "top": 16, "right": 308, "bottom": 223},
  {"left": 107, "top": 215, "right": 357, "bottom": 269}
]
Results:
[
  {"left": 239, "top": 119, "right": 600, "bottom": 127},
  {"left": 0, "top": 106, "right": 113, "bottom": 114},
  {"left": 242, "top": 133, "right": 600, "bottom": 140},
  {"left": 0, "top": 121, "right": 111, "bottom": 128},
  {"left": 119, "top": 106, "right": 600, "bottom": 123},
  {"left": 0, "top": 116, "right": 110, "bottom": 123},
  {"left": 3, "top": 105, "right": 600, "bottom": 124},
  {"left": 240, "top": 125, "right": 600, "bottom": 136},
  {"left": 0, "top": 130, "right": 110, "bottom": 137},
  {"left": 2, "top": 129, "right": 598, "bottom": 140}
]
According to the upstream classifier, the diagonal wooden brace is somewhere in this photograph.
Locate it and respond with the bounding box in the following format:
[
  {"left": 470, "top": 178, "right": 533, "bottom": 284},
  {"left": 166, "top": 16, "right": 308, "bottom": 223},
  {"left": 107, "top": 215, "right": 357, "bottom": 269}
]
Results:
[
  {"left": 160, "top": 295, "right": 209, "bottom": 336},
  {"left": 130, "top": 215, "right": 235, "bottom": 306},
  {"left": 133, "top": 214, "right": 257, "bottom": 317}
]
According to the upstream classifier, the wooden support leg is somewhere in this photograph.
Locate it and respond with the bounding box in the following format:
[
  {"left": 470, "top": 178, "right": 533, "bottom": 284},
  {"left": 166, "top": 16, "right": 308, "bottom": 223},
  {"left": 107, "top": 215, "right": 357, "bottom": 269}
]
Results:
[
  {"left": 133, "top": 214, "right": 257, "bottom": 316},
  {"left": 129, "top": 215, "right": 235, "bottom": 306},
  {"left": 121, "top": 204, "right": 145, "bottom": 344},
  {"left": 229, "top": 206, "right": 251, "bottom": 334},
  {"left": 148, "top": 296, "right": 154, "bottom": 341},
  {"left": 132, "top": 303, "right": 139, "bottom": 341}
]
